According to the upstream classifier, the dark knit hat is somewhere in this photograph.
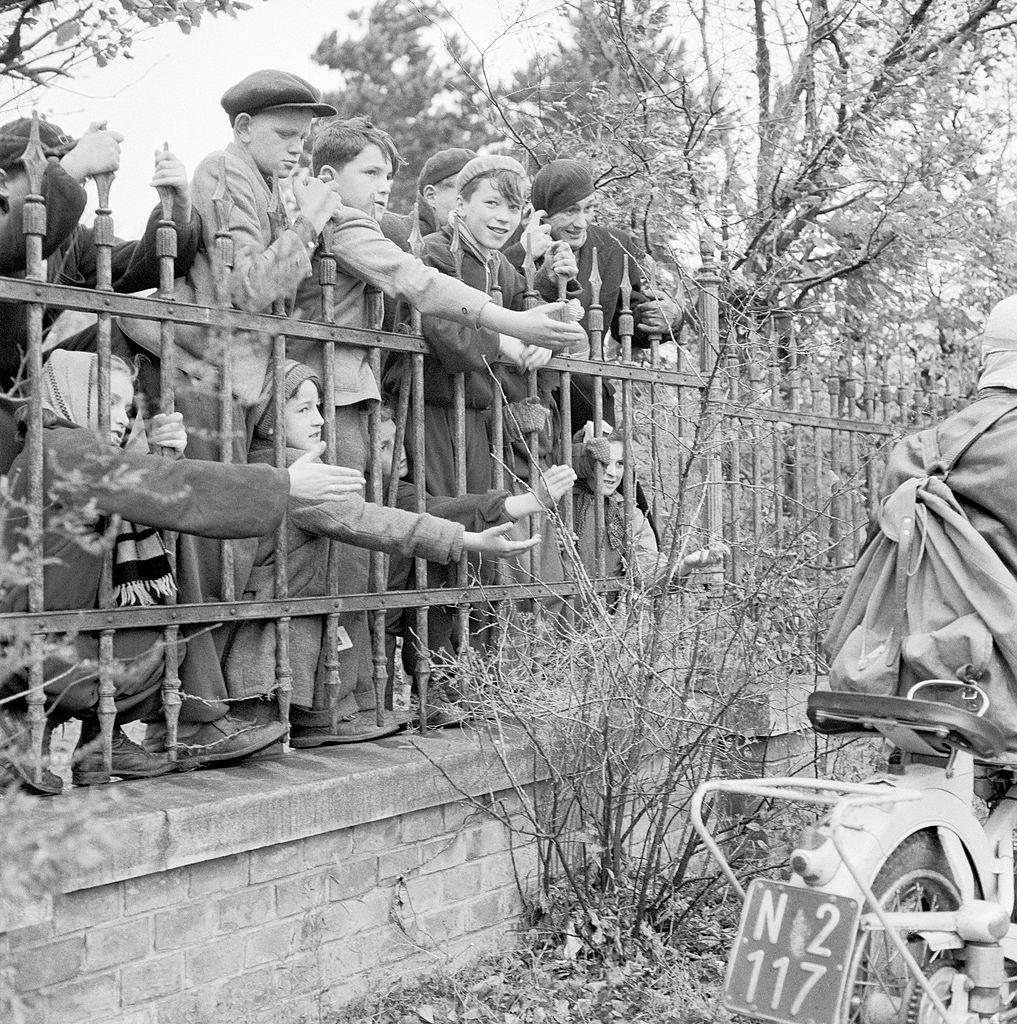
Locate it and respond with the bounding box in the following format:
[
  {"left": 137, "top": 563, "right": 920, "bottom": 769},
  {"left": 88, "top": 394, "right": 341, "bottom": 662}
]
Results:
[
  {"left": 417, "top": 148, "right": 476, "bottom": 193},
  {"left": 0, "top": 117, "right": 76, "bottom": 170},
  {"left": 253, "top": 360, "right": 321, "bottom": 441},
  {"left": 455, "top": 155, "right": 527, "bottom": 194},
  {"left": 221, "top": 70, "right": 337, "bottom": 122},
  {"left": 531, "top": 159, "right": 596, "bottom": 219}
]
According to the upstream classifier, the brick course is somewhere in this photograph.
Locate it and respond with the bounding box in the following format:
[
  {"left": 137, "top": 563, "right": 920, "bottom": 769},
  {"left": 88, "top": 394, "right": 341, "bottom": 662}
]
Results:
[{"left": 4, "top": 734, "right": 545, "bottom": 1024}]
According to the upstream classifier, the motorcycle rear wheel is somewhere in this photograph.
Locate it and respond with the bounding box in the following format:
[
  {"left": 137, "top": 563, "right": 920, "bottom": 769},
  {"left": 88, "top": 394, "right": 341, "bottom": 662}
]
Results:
[{"left": 841, "top": 831, "right": 961, "bottom": 1024}]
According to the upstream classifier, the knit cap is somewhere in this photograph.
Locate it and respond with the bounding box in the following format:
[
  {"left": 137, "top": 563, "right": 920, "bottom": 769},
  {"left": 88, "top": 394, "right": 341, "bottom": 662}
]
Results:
[
  {"left": 417, "top": 148, "right": 476, "bottom": 193},
  {"left": 253, "top": 360, "right": 321, "bottom": 442},
  {"left": 977, "top": 296, "right": 1017, "bottom": 392},
  {"left": 455, "top": 155, "right": 527, "bottom": 194},
  {"left": 531, "top": 159, "right": 595, "bottom": 218},
  {"left": 0, "top": 117, "right": 76, "bottom": 170}
]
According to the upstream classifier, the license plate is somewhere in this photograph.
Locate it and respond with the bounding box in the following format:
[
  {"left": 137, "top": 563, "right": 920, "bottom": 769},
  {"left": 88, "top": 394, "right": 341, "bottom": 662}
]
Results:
[{"left": 723, "top": 879, "right": 861, "bottom": 1024}]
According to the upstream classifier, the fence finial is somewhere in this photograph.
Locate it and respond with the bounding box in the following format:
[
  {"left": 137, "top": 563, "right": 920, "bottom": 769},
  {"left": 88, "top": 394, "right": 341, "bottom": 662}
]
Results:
[
  {"left": 20, "top": 110, "right": 47, "bottom": 195},
  {"left": 699, "top": 223, "right": 717, "bottom": 270},
  {"left": 589, "top": 246, "right": 602, "bottom": 307}
]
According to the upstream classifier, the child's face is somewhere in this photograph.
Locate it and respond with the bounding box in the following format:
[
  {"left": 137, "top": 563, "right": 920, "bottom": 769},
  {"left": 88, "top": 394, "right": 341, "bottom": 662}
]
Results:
[
  {"left": 548, "top": 193, "right": 596, "bottom": 251},
  {"left": 238, "top": 109, "right": 314, "bottom": 179},
  {"left": 600, "top": 441, "right": 626, "bottom": 496},
  {"left": 323, "top": 143, "right": 393, "bottom": 219},
  {"left": 378, "top": 417, "right": 407, "bottom": 482},
  {"left": 109, "top": 367, "right": 134, "bottom": 447},
  {"left": 456, "top": 178, "right": 523, "bottom": 252},
  {"left": 283, "top": 380, "right": 324, "bottom": 452}
]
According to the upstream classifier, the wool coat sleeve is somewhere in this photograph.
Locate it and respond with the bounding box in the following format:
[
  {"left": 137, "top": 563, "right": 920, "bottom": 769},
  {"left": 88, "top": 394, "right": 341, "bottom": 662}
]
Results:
[
  {"left": 417, "top": 236, "right": 501, "bottom": 373},
  {"left": 44, "top": 426, "right": 290, "bottom": 538},
  {"left": 0, "top": 160, "right": 87, "bottom": 273},
  {"left": 326, "top": 207, "right": 490, "bottom": 328},
  {"left": 67, "top": 205, "right": 202, "bottom": 294},
  {"left": 288, "top": 492, "right": 464, "bottom": 564},
  {"left": 190, "top": 152, "right": 314, "bottom": 313}
]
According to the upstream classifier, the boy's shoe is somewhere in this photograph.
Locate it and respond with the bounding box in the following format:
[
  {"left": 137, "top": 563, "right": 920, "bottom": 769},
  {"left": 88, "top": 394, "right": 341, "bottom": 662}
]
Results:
[
  {"left": 290, "top": 711, "right": 403, "bottom": 747},
  {"left": 0, "top": 712, "right": 63, "bottom": 796},
  {"left": 72, "top": 727, "right": 178, "bottom": 786},
  {"left": 176, "top": 712, "right": 287, "bottom": 766}
]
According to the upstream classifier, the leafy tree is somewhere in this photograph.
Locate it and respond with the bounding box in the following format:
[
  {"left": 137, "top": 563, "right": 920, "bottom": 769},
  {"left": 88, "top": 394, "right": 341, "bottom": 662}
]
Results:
[
  {"left": 0, "top": 0, "right": 253, "bottom": 96},
  {"left": 311, "top": 0, "right": 501, "bottom": 212},
  {"left": 472, "top": 0, "right": 1017, "bottom": 373}
]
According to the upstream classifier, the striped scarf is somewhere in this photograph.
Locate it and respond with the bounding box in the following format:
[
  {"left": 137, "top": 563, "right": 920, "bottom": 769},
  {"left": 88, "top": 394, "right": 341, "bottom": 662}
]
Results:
[{"left": 40, "top": 351, "right": 176, "bottom": 607}]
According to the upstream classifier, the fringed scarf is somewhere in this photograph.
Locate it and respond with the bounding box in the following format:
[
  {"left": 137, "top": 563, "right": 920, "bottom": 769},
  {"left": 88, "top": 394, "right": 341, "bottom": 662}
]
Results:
[{"left": 40, "top": 351, "right": 176, "bottom": 607}]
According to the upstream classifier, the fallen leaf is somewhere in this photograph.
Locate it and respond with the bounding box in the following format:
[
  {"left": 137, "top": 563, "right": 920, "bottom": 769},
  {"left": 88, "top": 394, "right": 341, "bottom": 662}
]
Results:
[{"left": 417, "top": 1006, "right": 436, "bottom": 1024}]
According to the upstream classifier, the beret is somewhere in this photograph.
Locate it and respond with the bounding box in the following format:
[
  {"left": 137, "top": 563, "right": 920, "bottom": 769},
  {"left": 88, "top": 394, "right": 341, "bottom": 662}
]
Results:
[
  {"left": 221, "top": 69, "right": 337, "bottom": 122},
  {"left": 455, "top": 155, "right": 527, "bottom": 194},
  {"left": 417, "top": 148, "right": 476, "bottom": 193},
  {"left": 0, "top": 117, "right": 76, "bottom": 169},
  {"left": 531, "top": 159, "right": 596, "bottom": 219},
  {"left": 978, "top": 296, "right": 1017, "bottom": 354}
]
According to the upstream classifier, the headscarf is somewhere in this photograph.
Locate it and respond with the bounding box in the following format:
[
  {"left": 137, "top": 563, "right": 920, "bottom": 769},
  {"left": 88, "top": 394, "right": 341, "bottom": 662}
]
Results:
[{"left": 41, "top": 350, "right": 176, "bottom": 607}]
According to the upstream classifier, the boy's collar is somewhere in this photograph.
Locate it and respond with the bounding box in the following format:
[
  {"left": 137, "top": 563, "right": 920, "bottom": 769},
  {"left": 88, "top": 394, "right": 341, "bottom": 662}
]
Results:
[{"left": 226, "top": 140, "right": 276, "bottom": 193}]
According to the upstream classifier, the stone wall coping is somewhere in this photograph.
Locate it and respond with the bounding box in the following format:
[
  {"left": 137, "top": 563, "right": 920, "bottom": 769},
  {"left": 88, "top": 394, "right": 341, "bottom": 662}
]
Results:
[{"left": 9, "top": 726, "right": 543, "bottom": 911}]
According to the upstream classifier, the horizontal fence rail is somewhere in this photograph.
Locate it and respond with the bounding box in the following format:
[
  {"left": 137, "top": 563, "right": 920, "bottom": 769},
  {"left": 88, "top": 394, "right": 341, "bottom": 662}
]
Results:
[{"left": 0, "top": 115, "right": 970, "bottom": 787}]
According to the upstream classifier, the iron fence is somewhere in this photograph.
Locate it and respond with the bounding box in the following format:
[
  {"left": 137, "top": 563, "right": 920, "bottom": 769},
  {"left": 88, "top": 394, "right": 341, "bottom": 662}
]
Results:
[{"left": 0, "top": 115, "right": 969, "bottom": 787}]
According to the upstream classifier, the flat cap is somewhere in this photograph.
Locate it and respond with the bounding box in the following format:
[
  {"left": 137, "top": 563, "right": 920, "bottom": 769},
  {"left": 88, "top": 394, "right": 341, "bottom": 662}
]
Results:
[
  {"left": 0, "top": 117, "right": 76, "bottom": 169},
  {"left": 455, "top": 155, "right": 527, "bottom": 194},
  {"left": 221, "top": 69, "right": 337, "bottom": 122},
  {"left": 417, "top": 148, "right": 476, "bottom": 193}
]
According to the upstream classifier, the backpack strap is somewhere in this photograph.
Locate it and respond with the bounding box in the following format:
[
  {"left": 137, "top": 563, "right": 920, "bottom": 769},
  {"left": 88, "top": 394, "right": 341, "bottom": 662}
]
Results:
[{"left": 926, "top": 394, "right": 1017, "bottom": 480}]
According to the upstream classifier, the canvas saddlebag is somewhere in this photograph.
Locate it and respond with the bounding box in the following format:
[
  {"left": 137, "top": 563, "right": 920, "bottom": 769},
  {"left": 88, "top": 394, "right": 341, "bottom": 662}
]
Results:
[{"left": 824, "top": 398, "right": 1017, "bottom": 750}]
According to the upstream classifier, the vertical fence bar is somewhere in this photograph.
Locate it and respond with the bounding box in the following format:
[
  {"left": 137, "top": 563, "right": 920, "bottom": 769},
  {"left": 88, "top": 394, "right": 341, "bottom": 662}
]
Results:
[
  {"left": 210, "top": 160, "right": 237, "bottom": 602},
  {"left": 588, "top": 250, "right": 606, "bottom": 578},
  {"left": 618, "top": 259, "right": 636, "bottom": 588},
  {"left": 92, "top": 164, "right": 117, "bottom": 778},
  {"left": 366, "top": 284, "right": 390, "bottom": 727},
  {"left": 520, "top": 240, "right": 540, "bottom": 587},
  {"left": 695, "top": 233, "right": 724, "bottom": 591},
  {"left": 154, "top": 145, "right": 182, "bottom": 759},
  {"left": 318, "top": 222, "right": 345, "bottom": 730},
  {"left": 407, "top": 218, "right": 430, "bottom": 733},
  {"left": 267, "top": 178, "right": 292, "bottom": 734},
  {"left": 19, "top": 116, "right": 48, "bottom": 780},
  {"left": 644, "top": 256, "right": 662, "bottom": 526}
]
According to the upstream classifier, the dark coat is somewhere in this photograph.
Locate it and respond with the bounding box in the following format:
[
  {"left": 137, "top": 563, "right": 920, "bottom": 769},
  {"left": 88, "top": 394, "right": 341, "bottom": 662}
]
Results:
[
  {"left": 223, "top": 445, "right": 465, "bottom": 709},
  {"left": 1, "top": 419, "right": 289, "bottom": 719},
  {"left": 0, "top": 162, "right": 201, "bottom": 393},
  {"left": 504, "top": 224, "right": 650, "bottom": 428}
]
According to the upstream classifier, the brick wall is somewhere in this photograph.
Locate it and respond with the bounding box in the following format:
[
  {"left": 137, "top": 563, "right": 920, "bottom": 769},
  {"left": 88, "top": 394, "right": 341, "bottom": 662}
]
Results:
[{"left": 1, "top": 732, "right": 545, "bottom": 1024}]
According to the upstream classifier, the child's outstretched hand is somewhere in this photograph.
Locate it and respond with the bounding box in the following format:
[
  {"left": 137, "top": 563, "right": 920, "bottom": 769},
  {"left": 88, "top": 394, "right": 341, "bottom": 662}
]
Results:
[
  {"left": 680, "top": 542, "right": 730, "bottom": 573},
  {"left": 463, "top": 522, "right": 541, "bottom": 557},
  {"left": 59, "top": 122, "right": 123, "bottom": 183},
  {"left": 509, "top": 303, "right": 587, "bottom": 351},
  {"left": 150, "top": 412, "right": 187, "bottom": 454},
  {"left": 535, "top": 464, "right": 577, "bottom": 507},
  {"left": 520, "top": 344, "right": 553, "bottom": 372},
  {"left": 292, "top": 174, "right": 340, "bottom": 233},
  {"left": 151, "top": 148, "right": 191, "bottom": 220},
  {"left": 287, "top": 443, "right": 366, "bottom": 501}
]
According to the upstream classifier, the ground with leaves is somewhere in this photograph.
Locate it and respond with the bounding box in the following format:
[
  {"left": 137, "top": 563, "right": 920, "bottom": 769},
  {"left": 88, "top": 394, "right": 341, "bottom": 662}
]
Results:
[{"left": 329, "top": 892, "right": 741, "bottom": 1024}]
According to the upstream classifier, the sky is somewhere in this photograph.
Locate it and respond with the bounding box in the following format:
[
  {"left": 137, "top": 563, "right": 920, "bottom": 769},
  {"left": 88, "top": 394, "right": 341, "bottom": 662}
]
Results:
[{"left": 0, "top": 0, "right": 554, "bottom": 234}]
